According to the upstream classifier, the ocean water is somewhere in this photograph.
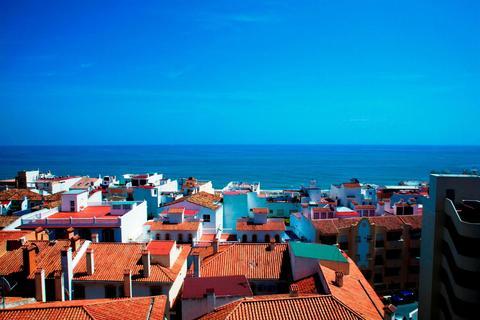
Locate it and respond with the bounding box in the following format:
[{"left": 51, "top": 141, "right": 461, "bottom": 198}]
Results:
[{"left": 1, "top": 145, "right": 479, "bottom": 189}]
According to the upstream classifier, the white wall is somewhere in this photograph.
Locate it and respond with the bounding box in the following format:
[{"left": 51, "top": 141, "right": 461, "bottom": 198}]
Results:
[{"left": 120, "top": 201, "right": 147, "bottom": 242}]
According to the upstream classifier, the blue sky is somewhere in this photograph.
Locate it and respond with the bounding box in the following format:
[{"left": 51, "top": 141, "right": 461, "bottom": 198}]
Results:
[{"left": 1, "top": 0, "right": 479, "bottom": 145}]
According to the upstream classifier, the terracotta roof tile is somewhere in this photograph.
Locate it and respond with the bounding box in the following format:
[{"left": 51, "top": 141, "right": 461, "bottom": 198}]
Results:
[
  {"left": 147, "top": 220, "right": 200, "bottom": 231},
  {"left": 236, "top": 219, "right": 285, "bottom": 232},
  {"left": 0, "top": 295, "right": 167, "bottom": 320},
  {"left": 398, "top": 215, "right": 422, "bottom": 230},
  {"left": 73, "top": 242, "right": 190, "bottom": 283},
  {"left": 313, "top": 215, "right": 413, "bottom": 235},
  {"left": 166, "top": 192, "right": 221, "bottom": 210},
  {"left": 198, "top": 243, "right": 291, "bottom": 280},
  {"left": 320, "top": 257, "right": 385, "bottom": 320},
  {"left": 0, "top": 230, "right": 33, "bottom": 241},
  {"left": 0, "top": 189, "right": 43, "bottom": 201},
  {"left": 292, "top": 274, "right": 322, "bottom": 294},
  {"left": 197, "top": 294, "right": 365, "bottom": 320},
  {"left": 0, "top": 216, "right": 19, "bottom": 229},
  {"left": 0, "top": 240, "right": 85, "bottom": 279}
]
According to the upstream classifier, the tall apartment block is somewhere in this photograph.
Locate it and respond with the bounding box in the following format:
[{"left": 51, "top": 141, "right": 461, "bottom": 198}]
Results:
[{"left": 419, "top": 174, "right": 480, "bottom": 320}]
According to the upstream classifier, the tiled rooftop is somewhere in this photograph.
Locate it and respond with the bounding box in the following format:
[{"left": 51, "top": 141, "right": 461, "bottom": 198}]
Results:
[
  {"left": 320, "top": 257, "right": 385, "bottom": 320},
  {"left": 236, "top": 219, "right": 286, "bottom": 232},
  {"left": 73, "top": 242, "right": 190, "bottom": 283},
  {"left": 147, "top": 220, "right": 200, "bottom": 231},
  {"left": 182, "top": 275, "right": 253, "bottom": 299},
  {"left": 167, "top": 191, "right": 222, "bottom": 210},
  {"left": 313, "top": 215, "right": 420, "bottom": 235},
  {"left": 0, "top": 240, "right": 85, "bottom": 279},
  {"left": 197, "top": 294, "right": 365, "bottom": 320},
  {"left": 0, "top": 216, "right": 19, "bottom": 229},
  {"left": 0, "top": 230, "right": 33, "bottom": 241},
  {"left": 146, "top": 240, "right": 174, "bottom": 255},
  {"left": 0, "top": 296, "right": 167, "bottom": 320},
  {"left": 198, "top": 243, "right": 291, "bottom": 280},
  {"left": 0, "top": 189, "right": 43, "bottom": 201}
]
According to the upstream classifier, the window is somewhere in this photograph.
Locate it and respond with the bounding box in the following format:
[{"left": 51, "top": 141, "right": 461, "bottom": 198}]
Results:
[
  {"left": 409, "top": 247, "right": 420, "bottom": 258},
  {"left": 155, "top": 233, "right": 161, "bottom": 240},
  {"left": 313, "top": 212, "right": 319, "bottom": 220},
  {"left": 178, "top": 233, "right": 183, "bottom": 243},
  {"left": 264, "top": 234, "right": 270, "bottom": 243},
  {"left": 373, "top": 273, "right": 383, "bottom": 284},
  {"left": 242, "top": 234, "right": 247, "bottom": 243},
  {"left": 150, "top": 286, "right": 163, "bottom": 295},
  {"left": 376, "top": 240, "right": 384, "bottom": 248},
  {"left": 408, "top": 265, "right": 420, "bottom": 274},
  {"left": 385, "top": 267, "right": 400, "bottom": 277},
  {"left": 386, "top": 231, "right": 402, "bottom": 241},
  {"left": 409, "top": 230, "right": 421, "bottom": 240},
  {"left": 188, "top": 233, "right": 193, "bottom": 243},
  {"left": 102, "top": 229, "right": 115, "bottom": 242},
  {"left": 105, "top": 285, "right": 117, "bottom": 298},
  {"left": 73, "top": 284, "right": 85, "bottom": 299},
  {"left": 375, "top": 255, "right": 384, "bottom": 265},
  {"left": 165, "top": 233, "right": 170, "bottom": 240},
  {"left": 274, "top": 234, "right": 281, "bottom": 243},
  {"left": 252, "top": 234, "right": 258, "bottom": 243},
  {"left": 70, "top": 200, "right": 75, "bottom": 212},
  {"left": 386, "top": 249, "right": 402, "bottom": 259},
  {"left": 202, "top": 214, "right": 210, "bottom": 222}
]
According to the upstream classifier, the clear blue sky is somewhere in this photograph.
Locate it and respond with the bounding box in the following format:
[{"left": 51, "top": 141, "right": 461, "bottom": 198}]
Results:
[{"left": 1, "top": 0, "right": 479, "bottom": 145}]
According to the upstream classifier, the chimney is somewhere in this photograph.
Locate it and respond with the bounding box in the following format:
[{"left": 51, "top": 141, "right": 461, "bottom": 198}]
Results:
[
  {"left": 34, "top": 268, "right": 46, "bottom": 302},
  {"left": 22, "top": 244, "right": 38, "bottom": 276},
  {"left": 54, "top": 271, "right": 65, "bottom": 301},
  {"left": 289, "top": 284, "right": 299, "bottom": 297},
  {"left": 70, "top": 235, "right": 81, "bottom": 252},
  {"left": 142, "top": 249, "right": 151, "bottom": 278},
  {"left": 35, "top": 227, "right": 44, "bottom": 241},
  {"left": 61, "top": 247, "right": 73, "bottom": 300},
  {"left": 86, "top": 248, "right": 95, "bottom": 275},
  {"left": 268, "top": 239, "right": 275, "bottom": 251},
  {"left": 383, "top": 304, "right": 397, "bottom": 320},
  {"left": 212, "top": 238, "right": 219, "bottom": 254},
  {"left": 206, "top": 288, "right": 216, "bottom": 310},
  {"left": 334, "top": 272, "right": 344, "bottom": 287},
  {"left": 91, "top": 233, "right": 99, "bottom": 243},
  {"left": 192, "top": 252, "right": 201, "bottom": 277},
  {"left": 66, "top": 227, "right": 75, "bottom": 239},
  {"left": 123, "top": 269, "right": 132, "bottom": 298}
]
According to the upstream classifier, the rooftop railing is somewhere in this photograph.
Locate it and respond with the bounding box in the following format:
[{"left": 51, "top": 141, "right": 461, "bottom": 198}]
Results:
[{"left": 21, "top": 216, "right": 121, "bottom": 227}]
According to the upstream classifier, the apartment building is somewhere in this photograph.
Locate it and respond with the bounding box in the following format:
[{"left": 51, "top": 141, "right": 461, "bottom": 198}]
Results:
[{"left": 419, "top": 174, "right": 480, "bottom": 320}]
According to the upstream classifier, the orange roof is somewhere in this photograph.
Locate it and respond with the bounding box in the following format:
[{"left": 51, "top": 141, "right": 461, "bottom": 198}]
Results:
[
  {"left": 292, "top": 274, "right": 322, "bottom": 294},
  {"left": 0, "top": 216, "right": 19, "bottom": 229},
  {"left": 0, "top": 189, "right": 43, "bottom": 201},
  {"left": 236, "top": 219, "right": 285, "bottom": 232},
  {"left": 320, "top": 258, "right": 384, "bottom": 320},
  {"left": 147, "top": 240, "right": 174, "bottom": 255},
  {"left": 343, "top": 183, "right": 361, "bottom": 189},
  {"left": 313, "top": 215, "right": 412, "bottom": 235},
  {"left": 354, "top": 205, "right": 376, "bottom": 210},
  {"left": 198, "top": 243, "right": 290, "bottom": 280},
  {"left": 252, "top": 208, "right": 269, "bottom": 214},
  {"left": 0, "top": 230, "right": 33, "bottom": 241},
  {"left": 147, "top": 220, "right": 200, "bottom": 231},
  {"left": 49, "top": 206, "right": 112, "bottom": 219},
  {"left": 398, "top": 215, "right": 422, "bottom": 230},
  {"left": 0, "top": 240, "right": 85, "bottom": 279},
  {"left": 197, "top": 294, "right": 364, "bottom": 320},
  {"left": 166, "top": 192, "right": 222, "bottom": 210},
  {"left": 71, "top": 177, "right": 100, "bottom": 189},
  {"left": 73, "top": 242, "right": 190, "bottom": 283},
  {"left": 0, "top": 296, "right": 167, "bottom": 320}
]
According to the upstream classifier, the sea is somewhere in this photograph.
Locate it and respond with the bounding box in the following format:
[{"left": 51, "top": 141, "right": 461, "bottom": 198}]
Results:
[{"left": 1, "top": 145, "right": 479, "bottom": 189}]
